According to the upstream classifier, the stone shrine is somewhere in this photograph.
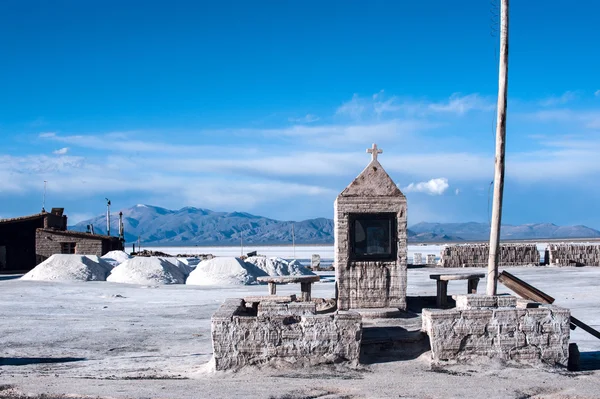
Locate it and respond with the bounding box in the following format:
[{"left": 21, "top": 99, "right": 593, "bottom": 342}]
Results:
[{"left": 335, "top": 144, "right": 408, "bottom": 311}]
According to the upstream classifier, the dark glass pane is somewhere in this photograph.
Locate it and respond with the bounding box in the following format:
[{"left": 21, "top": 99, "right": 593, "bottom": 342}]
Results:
[{"left": 350, "top": 213, "right": 396, "bottom": 260}]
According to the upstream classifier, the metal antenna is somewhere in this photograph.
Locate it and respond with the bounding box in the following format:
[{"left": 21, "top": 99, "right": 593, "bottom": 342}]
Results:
[
  {"left": 105, "top": 198, "right": 111, "bottom": 236},
  {"left": 42, "top": 181, "right": 47, "bottom": 212}
]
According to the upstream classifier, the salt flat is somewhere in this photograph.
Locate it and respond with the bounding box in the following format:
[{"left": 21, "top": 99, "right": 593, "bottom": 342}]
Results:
[
  {"left": 130, "top": 244, "right": 446, "bottom": 263},
  {"left": 0, "top": 266, "right": 599, "bottom": 399}
]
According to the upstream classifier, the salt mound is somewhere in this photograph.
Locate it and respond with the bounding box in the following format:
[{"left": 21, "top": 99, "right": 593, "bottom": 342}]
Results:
[
  {"left": 245, "top": 256, "right": 315, "bottom": 276},
  {"left": 101, "top": 250, "right": 132, "bottom": 267},
  {"left": 186, "top": 257, "right": 268, "bottom": 286},
  {"left": 107, "top": 257, "right": 186, "bottom": 285},
  {"left": 22, "top": 254, "right": 112, "bottom": 282},
  {"left": 162, "top": 257, "right": 194, "bottom": 276}
]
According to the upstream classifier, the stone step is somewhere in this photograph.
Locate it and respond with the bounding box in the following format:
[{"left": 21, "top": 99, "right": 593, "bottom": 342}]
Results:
[{"left": 350, "top": 307, "right": 404, "bottom": 319}]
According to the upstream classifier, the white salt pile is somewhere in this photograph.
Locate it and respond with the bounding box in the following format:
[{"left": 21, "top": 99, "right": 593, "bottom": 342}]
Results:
[
  {"left": 107, "top": 257, "right": 186, "bottom": 285},
  {"left": 101, "top": 250, "right": 132, "bottom": 267},
  {"left": 162, "top": 257, "right": 194, "bottom": 276},
  {"left": 186, "top": 257, "right": 268, "bottom": 286},
  {"left": 21, "top": 254, "right": 112, "bottom": 282},
  {"left": 245, "top": 256, "right": 315, "bottom": 276}
]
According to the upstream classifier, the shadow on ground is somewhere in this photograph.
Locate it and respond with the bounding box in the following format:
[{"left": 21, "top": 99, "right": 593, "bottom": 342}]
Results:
[
  {"left": 0, "top": 275, "right": 22, "bottom": 281},
  {"left": 0, "top": 357, "right": 86, "bottom": 366},
  {"left": 580, "top": 351, "right": 600, "bottom": 371},
  {"left": 406, "top": 295, "right": 454, "bottom": 312}
]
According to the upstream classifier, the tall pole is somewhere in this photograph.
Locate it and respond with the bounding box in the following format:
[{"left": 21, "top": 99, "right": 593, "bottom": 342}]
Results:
[
  {"left": 487, "top": 0, "right": 509, "bottom": 296},
  {"left": 105, "top": 198, "right": 111, "bottom": 236},
  {"left": 292, "top": 224, "right": 296, "bottom": 260},
  {"left": 42, "top": 180, "right": 47, "bottom": 212}
]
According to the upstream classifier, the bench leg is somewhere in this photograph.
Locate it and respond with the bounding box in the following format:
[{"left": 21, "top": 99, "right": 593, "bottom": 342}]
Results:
[
  {"left": 300, "top": 282, "right": 312, "bottom": 302},
  {"left": 268, "top": 282, "right": 277, "bottom": 295},
  {"left": 468, "top": 278, "right": 480, "bottom": 294},
  {"left": 436, "top": 281, "right": 448, "bottom": 308}
]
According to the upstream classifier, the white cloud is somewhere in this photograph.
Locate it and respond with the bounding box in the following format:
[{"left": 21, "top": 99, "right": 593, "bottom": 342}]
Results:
[
  {"left": 288, "top": 114, "right": 320, "bottom": 124},
  {"left": 428, "top": 93, "right": 495, "bottom": 115},
  {"left": 539, "top": 91, "right": 579, "bottom": 107},
  {"left": 524, "top": 109, "right": 600, "bottom": 130},
  {"left": 257, "top": 119, "right": 436, "bottom": 145},
  {"left": 455, "top": 188, "right": 460, "bottom": 195},
  {"left": 595, "top": 90, "right": 600, "bottom": 97},
  {"left": 39, "top": 132, "right": 56, "bottom": 138},
  {"left": 403, "top": 178, "right": 449, "bottom": 195},
  {"left": 53, "top": 147, "right": 69, "bottom": 155},
  {"left": 335, "top": 94, "right": 366, "bottom": 119},
  {"left": 337, "top": 92, "right": 494, "bottom": 120}
]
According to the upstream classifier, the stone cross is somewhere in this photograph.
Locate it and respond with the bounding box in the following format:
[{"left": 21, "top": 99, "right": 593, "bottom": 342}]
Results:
[{"left": 367, "top": 143, "right": 383, "bottom": 162}]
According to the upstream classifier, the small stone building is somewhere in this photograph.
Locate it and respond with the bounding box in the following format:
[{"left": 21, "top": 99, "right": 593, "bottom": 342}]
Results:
[
  {"left": 0, "top": 209, "right": 67, "bottom": 273},
  {"left": 35, "top": 229, "right": 123, "bottom": 264},
  {"left": 335, "top": 144, "right": 408, "bottom": 311},
  {"left": 0, "top": 208, "right": 123, "bottom": 273}
]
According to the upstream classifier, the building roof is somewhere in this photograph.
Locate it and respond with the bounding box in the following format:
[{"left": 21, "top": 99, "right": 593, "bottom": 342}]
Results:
[
  {"left": 339, "top": 159, "right": 406, "bottom": 198},
  {"left": 0, "top": 213, "right": 47, "bottom": 224},
  {"left": 37, "top": 228, "right": 120, "bottom": 241}
]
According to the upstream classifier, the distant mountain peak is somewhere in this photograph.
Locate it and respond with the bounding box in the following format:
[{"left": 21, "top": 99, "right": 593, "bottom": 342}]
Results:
[{"left": 68, "top": 205, "right": 600, "bottom": 245}]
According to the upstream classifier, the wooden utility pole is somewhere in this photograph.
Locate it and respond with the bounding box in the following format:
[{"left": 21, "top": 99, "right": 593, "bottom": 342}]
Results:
[{"left": 487, "top": 0, "right": 509, "bottom": 295}]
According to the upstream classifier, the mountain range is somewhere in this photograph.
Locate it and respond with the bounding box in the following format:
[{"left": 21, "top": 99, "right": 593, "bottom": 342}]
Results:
[{"left": 70, "top": 204, "right": 600, "bottom": 245}]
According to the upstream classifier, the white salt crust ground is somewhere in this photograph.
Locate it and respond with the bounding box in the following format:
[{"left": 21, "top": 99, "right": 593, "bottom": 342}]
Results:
[
  {"left": 21, "top": 254, "right": 113, "bottom": 282},
  {"left": 101, "top": 250, "right": 132, "bottom": 267},
  {"left": 245, "top": 256, "right": 315, "bottom": 276},
  {"left": 107, "top": 257, "right": 187, "bottom": 285},
  {"left": 186, "top": 257, "right": 267, "bottom": 286},
  {"left": 1, "top": 266, "right": 599, "bottom": 399}
]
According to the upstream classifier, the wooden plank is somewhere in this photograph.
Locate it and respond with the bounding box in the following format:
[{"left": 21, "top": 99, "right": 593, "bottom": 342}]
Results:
[
  {"left": 499, "top": 271, "right": 600, "bottom": 341},
  {"left": 571, "top": 316, "right": 600, "bottom": 340},
  {"left": 498, "top": 271, "right": 555, "bottom": 304}
]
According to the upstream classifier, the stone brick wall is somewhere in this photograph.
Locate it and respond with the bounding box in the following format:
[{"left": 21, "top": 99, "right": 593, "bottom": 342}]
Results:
[
  {"left": 422, "top": 295, "right": 570, "bottom": 366},
  {"left": 548, "top": 244, "right": 600, "bottom": 266},
  {"left": 35, "top": 230, "right": 122, "bottom": 263},
  {"left": 335, "top": 197, "right": 407, "bottom": 310},
  {"left": 440, "top": 244, "right": 540, "bottom": 267},
  {"left": 211, "top": 299, "right": 362, "bottom": 370}
]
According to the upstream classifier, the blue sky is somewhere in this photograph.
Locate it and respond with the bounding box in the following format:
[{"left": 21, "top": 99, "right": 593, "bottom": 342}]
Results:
[{"left": 1, "top": 1, "right": 600, "bottom": 228}]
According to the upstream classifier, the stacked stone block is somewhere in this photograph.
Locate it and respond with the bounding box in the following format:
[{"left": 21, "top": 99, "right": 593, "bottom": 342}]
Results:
[
  {"left": 211, "top": 299, "right": 363, "bottom": 370},
  {"left": 422, "top": 294, "right": 570, "bottom": 366},
  {"left": 440, "top": 244, "right": 540, "bottom": 268},
  {"left": 413, "top": 253, "right": 423, "bottom": 265},
  {"left": 426, "top": 254, "right": 437, "bottom": 265},
  {"left": 548, "top": 244, "right": 600, "bottom": 266}
]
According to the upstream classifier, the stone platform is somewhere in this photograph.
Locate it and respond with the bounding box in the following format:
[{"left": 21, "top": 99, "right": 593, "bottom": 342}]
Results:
[
  {"left": 422, "top": 294, "right": 571, "bottom": 367},
  {"left": 211, "top": 298, "right": 362, "bottom": 370}
]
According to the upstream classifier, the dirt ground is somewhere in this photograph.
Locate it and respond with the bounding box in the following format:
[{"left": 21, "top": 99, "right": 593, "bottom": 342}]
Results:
[{"left": 0, "top": 266, "right": 599, "bottom": 399}]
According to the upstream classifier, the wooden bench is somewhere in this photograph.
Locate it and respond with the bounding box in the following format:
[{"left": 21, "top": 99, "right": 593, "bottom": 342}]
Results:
[
  {"left": 256, "top": 275, "right": 320, "bottom": 301},
  {"left": 429, "top": 273, "right": 485, "bottom": 308}
]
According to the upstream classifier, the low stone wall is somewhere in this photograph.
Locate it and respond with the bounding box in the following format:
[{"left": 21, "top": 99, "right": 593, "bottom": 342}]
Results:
[
  {"left": 548, "top": 244, "right": 600, "bottom": 266},
  {"left": 440, "top": 244, "right": 540, "bottom": 267},
  {"left": 211, "top": 298, "right": 362, "bottom": 370},
  {"left": 422, "top": 295, "right": 570, "bottom": 366}
]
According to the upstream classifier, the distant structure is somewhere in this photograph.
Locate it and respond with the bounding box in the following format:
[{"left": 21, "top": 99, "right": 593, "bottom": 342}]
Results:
[
  {"left": 0, "top": 207, "right": 123, "bottom": 273},
  {"left": 334, "top": 144, "right": 408, "bottom": 311}
]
